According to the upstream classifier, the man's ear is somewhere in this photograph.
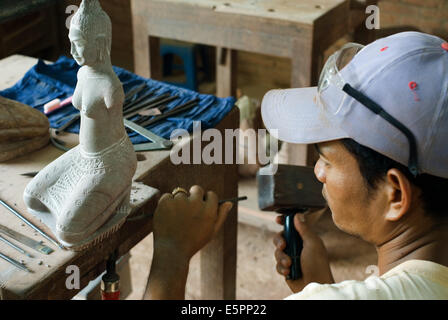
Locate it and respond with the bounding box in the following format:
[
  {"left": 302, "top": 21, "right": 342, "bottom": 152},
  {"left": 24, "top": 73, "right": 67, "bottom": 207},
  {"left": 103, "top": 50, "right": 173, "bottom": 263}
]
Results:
[{"left": 384, "top": 168, "right": 412, "bottom": 221}]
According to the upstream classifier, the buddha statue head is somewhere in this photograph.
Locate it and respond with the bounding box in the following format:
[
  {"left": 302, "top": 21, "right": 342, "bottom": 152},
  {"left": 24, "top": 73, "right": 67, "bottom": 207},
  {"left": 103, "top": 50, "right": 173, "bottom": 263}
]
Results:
[{"left": 69, "top": 0, "right": 112, "bottom": 66}]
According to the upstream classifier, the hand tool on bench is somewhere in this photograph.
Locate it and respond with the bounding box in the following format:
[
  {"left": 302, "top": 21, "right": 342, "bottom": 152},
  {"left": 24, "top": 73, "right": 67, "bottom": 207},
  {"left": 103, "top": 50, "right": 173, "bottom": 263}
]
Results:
[
  {"left": 101, "top": 250, "right": 120, "bottom": 300},
  {"left": 0, "top": 199, "right": 63, "bottom": 250},
  {"left": 44, "top": 96, "right": 73, "bottom": 115},
  {"left": 0, "top": 234, "right": 34, "bottom": 258},
  {"left": 52, "top": 115, "right": 175, "bottom": 153},
  {"left": 124, "top": 94, "right": 179, "bottom": 119},
  {"left": 21, "top": 172, "right": 39, "bottom": 178},
  {"left": 138, "top": 98, "right": 199, "bottom": 127},
  {"left": 123, "top": 89, "right": 158, "bottom": 112},
  {"left": 135, "top": 105, "right": 166, "bottom": 119},
  {"left": 50, "top": 134, "right": 71, "bottom": 152},
  {"left": 124, "top": 119, "right": 173, "bottom": 152},
  {"left": 55, "top": 113, "right": 80, "bottom": 135},
  {"left": 126, "top": 98, "right": 199, "bottom": 152},
  {"left": 0, "top": 251, "right": 32, "bottom": 273},
  {"left": 124, "top": 83, "right": 146, "bottom": 104},
  {"left": 0, "top": 224, "right": 53, "bottom": 255},
  {"left": 218, "top": 196, "right": 247, "bottom": 205},
  {"left": 257, "top": 164, "right": 326, "bottom": 280}
]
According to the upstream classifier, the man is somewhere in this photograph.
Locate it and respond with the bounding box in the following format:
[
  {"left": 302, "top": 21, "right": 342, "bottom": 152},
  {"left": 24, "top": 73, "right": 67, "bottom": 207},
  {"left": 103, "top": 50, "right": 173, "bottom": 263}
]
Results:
[{"left": 145, "top": 31, "right": 448, "bottom": 299}]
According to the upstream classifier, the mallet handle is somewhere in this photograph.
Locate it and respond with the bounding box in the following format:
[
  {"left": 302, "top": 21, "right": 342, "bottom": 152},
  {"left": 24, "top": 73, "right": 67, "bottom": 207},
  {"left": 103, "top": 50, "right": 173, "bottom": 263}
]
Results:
[{"left": 284, "top": 213, "right": 303, "bottom": 280}]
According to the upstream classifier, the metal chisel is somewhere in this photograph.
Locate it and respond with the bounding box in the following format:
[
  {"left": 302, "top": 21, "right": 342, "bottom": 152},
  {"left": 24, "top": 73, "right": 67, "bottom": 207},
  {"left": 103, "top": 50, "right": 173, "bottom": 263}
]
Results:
[
  {"left": 0, "top": 235, "right": 34, "bottom": 258},
  {"left": 0, "top": 251, "right": 32, "bottom": 273},
  {"left": 0, "top": 199, "right": 63, "bottom": 249},
  {"left": 0, "top": 225, "right": 53, "bottom": 255}
]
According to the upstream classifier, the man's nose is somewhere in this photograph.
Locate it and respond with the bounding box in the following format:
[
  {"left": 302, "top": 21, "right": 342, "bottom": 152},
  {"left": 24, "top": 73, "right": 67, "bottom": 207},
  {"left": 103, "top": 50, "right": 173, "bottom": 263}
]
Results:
[{"left": 314, "top": 160, "right": 326, "bottom": 183}]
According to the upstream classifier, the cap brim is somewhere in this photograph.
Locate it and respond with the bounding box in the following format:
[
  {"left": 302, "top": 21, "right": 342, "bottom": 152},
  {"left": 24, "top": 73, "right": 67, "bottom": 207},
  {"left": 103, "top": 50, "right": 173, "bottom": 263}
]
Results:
[{"left": 261, "top": 87, "right": 348, "bottom": 144}]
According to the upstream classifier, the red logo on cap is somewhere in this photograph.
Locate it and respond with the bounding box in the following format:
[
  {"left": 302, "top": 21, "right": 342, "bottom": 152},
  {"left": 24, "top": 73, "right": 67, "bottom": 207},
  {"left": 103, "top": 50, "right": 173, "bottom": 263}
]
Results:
[
  {"left": 380, "top": 46, "right": 389, "bottom": 52},
  {"left": 442, "top": 42, "right": 448, "bottom": 51},
  {"left": 409, "top": 81, "right": 420, "bottom": 101}
]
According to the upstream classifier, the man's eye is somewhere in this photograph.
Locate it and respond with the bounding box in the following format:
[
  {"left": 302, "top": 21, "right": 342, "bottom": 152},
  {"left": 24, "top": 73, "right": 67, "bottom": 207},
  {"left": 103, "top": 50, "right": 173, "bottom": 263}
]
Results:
[{"left": 318, "top": 157, "right": 330, "bottom": 167}]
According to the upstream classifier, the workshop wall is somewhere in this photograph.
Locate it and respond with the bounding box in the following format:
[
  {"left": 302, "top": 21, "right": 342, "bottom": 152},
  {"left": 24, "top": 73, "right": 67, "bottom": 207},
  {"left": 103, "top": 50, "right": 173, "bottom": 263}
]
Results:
[
  {"left": 379, "top": 0, "right": 448, "bottom": 39},
  {"left": 0, "top": 5, "right": 59, "bottom": 60},
  {"left": 237, "top": 0, "right": 448, "bottom": 96}
]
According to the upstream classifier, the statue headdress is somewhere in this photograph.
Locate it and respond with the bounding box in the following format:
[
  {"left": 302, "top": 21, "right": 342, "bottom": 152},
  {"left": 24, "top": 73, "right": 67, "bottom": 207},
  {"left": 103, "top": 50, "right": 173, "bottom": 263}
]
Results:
[{"left": 71, "top": 0, "right": 112, "bottom": 56}]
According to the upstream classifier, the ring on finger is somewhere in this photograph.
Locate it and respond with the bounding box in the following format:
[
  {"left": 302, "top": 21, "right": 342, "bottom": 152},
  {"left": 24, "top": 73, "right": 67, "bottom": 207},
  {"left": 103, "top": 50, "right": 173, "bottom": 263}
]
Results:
[{"left": 172, "top": 187, "right": 190, "bottom": 197}]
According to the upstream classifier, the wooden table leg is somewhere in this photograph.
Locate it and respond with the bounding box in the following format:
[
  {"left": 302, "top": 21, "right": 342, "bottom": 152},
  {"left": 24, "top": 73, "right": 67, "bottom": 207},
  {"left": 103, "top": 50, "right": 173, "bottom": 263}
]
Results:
[
  {"left": 132, "top": 11, "right": 162, "bottom": 80},
  {"left": 216, "top": 47, "right": 237, "bottom": 98},
  {"left": 286, "top": 38, "right": 322, "bottom": 166},
  {"left": 147, "top": 37, "right": 163, "bottom": 80},
  {"left": 198, "top": 109, "right": 239, "bottom": 299},
  {"left": 140, "top": 109, "right": 239, "bottom": 300}
]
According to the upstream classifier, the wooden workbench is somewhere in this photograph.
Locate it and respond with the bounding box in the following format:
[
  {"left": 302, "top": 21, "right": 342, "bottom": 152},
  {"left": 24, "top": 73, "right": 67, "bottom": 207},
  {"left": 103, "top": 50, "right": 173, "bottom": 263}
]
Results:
[
  {"left": 132, "top": 0, "right": 349, "bottom": 91},
  {"left": 131, "top": 0, "right": 350, "bottom": 165},
  {"left": 0, "top": 55, "right": 239, "bottom": 300}
]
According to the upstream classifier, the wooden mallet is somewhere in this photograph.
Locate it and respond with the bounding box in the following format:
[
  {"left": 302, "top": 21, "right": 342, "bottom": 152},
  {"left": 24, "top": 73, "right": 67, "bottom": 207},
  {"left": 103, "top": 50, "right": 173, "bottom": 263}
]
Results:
[{"left": 257, "top": 164, "right": 326, "bottom": 280}]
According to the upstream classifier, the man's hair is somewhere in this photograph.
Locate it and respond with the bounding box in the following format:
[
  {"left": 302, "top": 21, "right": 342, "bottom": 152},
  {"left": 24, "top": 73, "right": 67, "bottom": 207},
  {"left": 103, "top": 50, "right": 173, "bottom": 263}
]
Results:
[{"left": 340, "top": 138, "right": 448, "bottom": 218}]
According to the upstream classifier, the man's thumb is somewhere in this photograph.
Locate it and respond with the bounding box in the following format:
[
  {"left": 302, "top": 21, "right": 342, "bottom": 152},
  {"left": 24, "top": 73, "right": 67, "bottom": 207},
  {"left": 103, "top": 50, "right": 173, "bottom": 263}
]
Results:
[
  {"left": 293, "top": 213, "right": 312, "bottom": 240},
  {"left": 214, "top": 202, "right": 233, "bottom": 235}
]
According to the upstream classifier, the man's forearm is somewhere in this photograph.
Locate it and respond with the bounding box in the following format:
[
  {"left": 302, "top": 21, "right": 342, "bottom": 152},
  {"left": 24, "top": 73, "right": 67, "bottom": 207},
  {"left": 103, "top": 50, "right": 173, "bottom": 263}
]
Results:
[{"left": 144, "top": 250, "right": 190, "bottom": 300}]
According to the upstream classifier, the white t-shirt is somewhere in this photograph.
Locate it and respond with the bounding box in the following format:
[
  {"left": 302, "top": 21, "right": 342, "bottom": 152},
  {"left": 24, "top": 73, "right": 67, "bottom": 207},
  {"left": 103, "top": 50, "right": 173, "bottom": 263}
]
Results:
[{"left": 285, "top": 260, "right": 448, "bottom": 300}]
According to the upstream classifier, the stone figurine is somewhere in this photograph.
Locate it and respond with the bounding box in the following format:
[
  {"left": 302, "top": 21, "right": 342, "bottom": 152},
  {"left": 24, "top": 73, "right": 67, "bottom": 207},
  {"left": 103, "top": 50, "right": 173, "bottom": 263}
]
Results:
[{"left": 23, "top": 0, "right": 137, "bottom": 250}]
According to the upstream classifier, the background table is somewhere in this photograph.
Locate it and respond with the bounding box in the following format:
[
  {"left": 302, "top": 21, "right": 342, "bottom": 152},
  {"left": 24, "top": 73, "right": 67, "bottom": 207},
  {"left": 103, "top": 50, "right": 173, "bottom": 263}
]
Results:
[
  {"left": 0, "top": 0, "right": 60, "bottom": 60},
  {"left": 0, "top": 55, "right": 239, "bottom": 300},
  {"left": 131, "top": 0, "right": 351, "bottom": 166}
]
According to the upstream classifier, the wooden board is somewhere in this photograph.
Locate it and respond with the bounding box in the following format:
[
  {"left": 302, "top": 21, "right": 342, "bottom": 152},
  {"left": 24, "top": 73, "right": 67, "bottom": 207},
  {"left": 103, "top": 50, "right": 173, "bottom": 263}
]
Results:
[
  {"left": 149, "top": 0, "right": 348, "bottom": 25},
  {"left": 132, "top": 0, "right": 315, "bottom": 59}
]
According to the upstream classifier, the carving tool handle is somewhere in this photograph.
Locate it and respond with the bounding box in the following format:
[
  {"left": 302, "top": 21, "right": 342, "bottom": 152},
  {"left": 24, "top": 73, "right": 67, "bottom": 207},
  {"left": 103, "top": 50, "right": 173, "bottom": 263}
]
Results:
[
  {"left": 218, "top": 196, "right": 247, "bottom": 205},
  {"left": 283, "top": 213, "right": 303, "bottom": 280},
  {"left": 55, "top": 113, "right": 80, "bottom": 134},
  {"left": 101, "top": 251, "right": 120, "bottom": 300}
]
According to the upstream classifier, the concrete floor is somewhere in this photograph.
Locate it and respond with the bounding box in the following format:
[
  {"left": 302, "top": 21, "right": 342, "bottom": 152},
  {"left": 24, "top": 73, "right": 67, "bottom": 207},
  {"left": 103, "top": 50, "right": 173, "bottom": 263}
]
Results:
[{"left": 124, "top": 177, "right": 377, "bottom": 300}]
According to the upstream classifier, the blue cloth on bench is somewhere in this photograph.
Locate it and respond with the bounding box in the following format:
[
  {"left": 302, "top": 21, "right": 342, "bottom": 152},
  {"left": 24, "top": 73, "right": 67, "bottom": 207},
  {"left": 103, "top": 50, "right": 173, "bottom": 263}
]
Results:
[{"left": 0, "top": 56, "right": 235, "bottom": 144}]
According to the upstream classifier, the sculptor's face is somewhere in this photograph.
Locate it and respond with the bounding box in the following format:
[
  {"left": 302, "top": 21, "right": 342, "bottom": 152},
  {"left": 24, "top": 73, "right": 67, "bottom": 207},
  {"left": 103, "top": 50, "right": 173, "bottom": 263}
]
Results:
[
  {"left": 69, "top": 27, "right": 97, "bottom": 66},
  {"left": 314, "top": 140, "right": 383, "bottom": 242}
]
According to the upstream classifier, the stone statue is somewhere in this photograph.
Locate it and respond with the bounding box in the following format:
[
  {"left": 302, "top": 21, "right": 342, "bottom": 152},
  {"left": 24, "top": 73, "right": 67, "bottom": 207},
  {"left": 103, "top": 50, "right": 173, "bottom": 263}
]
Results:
[{"left": 23, "top": 0, "right": 137, "bottom": 250}]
